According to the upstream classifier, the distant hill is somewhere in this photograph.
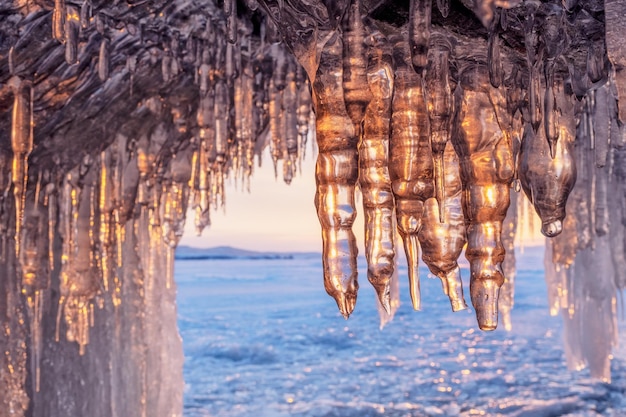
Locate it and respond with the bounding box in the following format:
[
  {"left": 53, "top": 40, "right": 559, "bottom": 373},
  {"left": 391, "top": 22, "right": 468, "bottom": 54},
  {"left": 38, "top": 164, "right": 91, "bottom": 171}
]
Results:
[{"left": 175, "top": 245, "right": 318, "bottom": 260}]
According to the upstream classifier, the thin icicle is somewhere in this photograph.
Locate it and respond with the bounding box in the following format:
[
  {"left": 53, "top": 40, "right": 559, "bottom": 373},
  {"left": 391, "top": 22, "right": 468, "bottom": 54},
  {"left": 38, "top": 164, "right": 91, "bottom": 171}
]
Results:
[
  {"left": 9, "top": 76, "right": 34, "bottom": 257},
  {"left": 593, "top": 83, "right": 611, "bottom": 167},
  {"left": 65, "top": 7, "right": 79, "bottom": 64},
  {"left": 80, "top": 0, "right": 91, "bottom": 30},
  {"left": 487, "top": 13, "right": 502, "bottom": 88},
  {"left": 360, "top": 28, "right": 395, "bottom": 313},
  {"left": 53, "top": 0, "right": 66, "bottom": 42},
  {"left": 98, "top": 38, "right": 110, "bottom": 82},
  {"left": 283, "top": 60, "right": 298, "bottom": 184},
  {"left": 499, "top": 189, "right": 517, "bottom": 330},
  {"left": 389, "top": 34, "right": 434, "bottom": 311},
  {"left": 436, "top": 0, "right": 450, "bottom": 18},
  {"left": 342, "top": 0, "right": 370, "bottom": 136},
  {"left": 296, "top": 67, "right": 312, "bottom": 159},
  {"left": 20, "top": 201, "right": 49, "bottom": 393},
  {"left": 408, "top": 0, "right": 431, "bottom": 73},
  {"left": 595, "top": 165, "right": 609, "bottom": 237},
  {"left": 425, "top": 35, "right": 452, "bottom": 222},
  {"left": 268, "top": 79, "right": 283, "bottom": 178},
  {"left": 418, "top": 142, "right": 468, "bottom": 312}
]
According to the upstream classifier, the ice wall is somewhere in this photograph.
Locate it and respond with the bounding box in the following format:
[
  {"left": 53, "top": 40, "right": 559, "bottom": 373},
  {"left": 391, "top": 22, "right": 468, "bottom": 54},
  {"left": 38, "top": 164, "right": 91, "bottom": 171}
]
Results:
[{"left": 1, "top": 0, "right": 626, "bottom": 414}]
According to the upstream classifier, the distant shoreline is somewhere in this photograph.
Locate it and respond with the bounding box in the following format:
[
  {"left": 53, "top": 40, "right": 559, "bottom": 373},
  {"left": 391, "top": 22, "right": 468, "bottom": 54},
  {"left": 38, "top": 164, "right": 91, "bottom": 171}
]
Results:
[
  {"left": 175, "top": 254, "right": 295, "bottom": 261},
  {"left": 175, "top": 245, "right": 318, "bottom": 261}
]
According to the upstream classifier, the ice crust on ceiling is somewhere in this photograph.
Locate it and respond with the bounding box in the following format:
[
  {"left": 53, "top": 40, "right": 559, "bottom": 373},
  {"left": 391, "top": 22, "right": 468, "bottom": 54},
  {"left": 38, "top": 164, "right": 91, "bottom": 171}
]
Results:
[{"left": 1, "top": 0, "right": 626, "bottom": 414}]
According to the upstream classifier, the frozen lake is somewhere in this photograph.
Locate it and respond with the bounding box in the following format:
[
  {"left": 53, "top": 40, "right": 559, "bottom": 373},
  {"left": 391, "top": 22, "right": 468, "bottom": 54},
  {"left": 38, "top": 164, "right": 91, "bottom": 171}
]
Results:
[{"left": 176, "top": 246, "right": 626, "bottom": 417}]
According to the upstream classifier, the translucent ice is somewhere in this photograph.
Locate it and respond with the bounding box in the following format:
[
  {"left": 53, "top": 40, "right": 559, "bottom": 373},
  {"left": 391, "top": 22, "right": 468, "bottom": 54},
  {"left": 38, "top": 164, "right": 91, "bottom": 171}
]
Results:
[
  {"left": 360, "top": 29, "right": 395, "bottom": 312},
  {"left": 519, "top": 81, "right": 576, "bottom": 238},
  {"left": 313, "top": 33, "right": 359, "bottom": 318},
  {"left": 418, "top": 143, "right": 468, "bottom": 312},
  {"left": 389, "top": 33, "right": 434, "bottom": 311},
  {"left": 452, "top": 65, "right": 514, "bottom": 330}
]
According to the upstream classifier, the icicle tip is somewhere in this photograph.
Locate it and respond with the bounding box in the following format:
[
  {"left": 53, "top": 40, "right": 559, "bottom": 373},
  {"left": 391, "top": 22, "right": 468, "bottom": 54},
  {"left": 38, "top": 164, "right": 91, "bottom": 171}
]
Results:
[
  {"left": 470, "top": 280, "right": 500, "bottom": 331},
  {"left": 541, "top": 219, "right": 562, "bottom": 237}
]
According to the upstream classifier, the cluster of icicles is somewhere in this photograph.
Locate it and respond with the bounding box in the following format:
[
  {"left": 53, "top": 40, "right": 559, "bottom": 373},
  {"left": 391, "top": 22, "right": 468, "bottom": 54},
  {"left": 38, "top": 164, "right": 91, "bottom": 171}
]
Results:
[
  {"left": 279, "top": 0, "right": 625, "bottom": 382},
  {"left": 5, "top": 0, "right": 314, "bottom": 398},
  {"left": 4, "top": 0, "right": 626, "bottom": 399}
]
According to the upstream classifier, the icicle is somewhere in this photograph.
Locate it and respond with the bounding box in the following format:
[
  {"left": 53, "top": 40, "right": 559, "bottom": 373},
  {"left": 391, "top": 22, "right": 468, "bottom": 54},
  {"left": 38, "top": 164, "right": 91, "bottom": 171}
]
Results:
[
  {"left": 271, "top": 43, "right": 288, "bottom": 90},
  {"left": 500, "top": 9, "right": 508, "bottom": 31},
  {"left": 268, "top": 79, "right": 282, "bottom": 177},
  {"left": 543, "top": 69, "right": 559, "bottom": 159},
  {"left": 389, "top": 34, "right": 434, "bottom": 311},
  {"left": 595, "top": 165, "right": 609, "bottom": 237},
  {"left": 608, "top": 74, "right": 624, "bottom": 148},
  {"left": 487, "top": 13, "right": 502, "bottom": 89},
  {"left": 161, "top": 151, "right": 191, "bottom": 288},
  {"left": 65, "top": 7, "right": 79, "bottom": 65},
  {"left": 194, "top": 139, "right": 211, "bottom": 236},
  {"left": 524, "top": 11, "right": 541, "bottom": 133},
  {"left": 610, "top": 146, "right": 626, "bottom": 290},
  {"left": 225, "top": 0, "right": 237, "bottom": 44},
  {"left": 59, "top": 167, "right": 99, "bottom": 354},
  {"left": 436, "top": 0, "right": 450, "bottom": 18},
  {"left": 95, "top": 13, "right": 106, "bottom": 35},
  {"left": 9, "top": 76, "right": 34, "bottom": 257},
  {"left": 452, "top": 64, "right": 514, "bottom": 330},
  {"left": 233, "top": 47, "right": 246, "bottom": 180},
  {"left": 136, "top": 135, "right": 154, "bottom": 206},
  {"left": 593, "top": 83, "right": 611, "bottom": 167},
  {"left": 20, "top": 202, "right": 49, "bottom": 393},
  {"left": 528, "top": 64, "right": 542, "bottom": 134},
  {"left": 544, "top": 240, "right": 564, "bottom": 315},
  {"left": 53, "top": 0, "right": 66, "bottom": 42},
  {"left": 245, "top": 0, "right": 259, "bottom": 11},
  {"left": 127, "top": 55, "right": 137, "bottom": 96},
  {"left": 46, "top": 183, "right": 56, "bottom": 273},
  {"left": 425, "top": 35, "right": 452, "bottom": 222},
  {"left": 408, "top": 0, "right": 431, "bottom": 73},
  {"left": 241, "top": 48, "right": 256, "bottom": 183},
  {"left": 342, "top": 0, "right": 370, "bottom": 136},
  {"left": 587, "top": 42, "right": 607, "bottom": 85},
  {"left": 99, "top": 38, "right": 110, "bottom": 82},
  {"left": 80, "top": 0, "right": 91, "bottom": 30},
  {"left": 8, "top": 46, "right": 15, "bottom": 75},
  {"left": 605, "top": 0, "right": 626, "bottom": 123},
  {"left": 577, "top": 238, "right": 617, "bottom": 382},
  {"left": 499, "top": 189, "right": 517, "bottom": 330},
  {"left": 296, "top": 67, "right": 312, "bottom": 158},
  {"left": 198, "top": 46, "right": 211, "bottom": 95},
  {"left": 98, "top": 149, "right": 115, "bottom": 293},
  {"left": 312, "top": 33, "right": 359, "bottom": 318},
  {"left": 541, "top": 6, "right": 566, "bottom": 158},
  {"left": 283, "top": 60, "right": 298, "bottom": 184},
  {"left": 359, "top": 28, "right": 395, "bottom": 313},
  {"left": 519, "top": 81, "right": 576, "bottom": 237},
  {"left": 418, "top": 142, "right": 468, "bottom": 312},
  {"left": 214, "top": 78, "right": 229, "bottom": 207},
  {"left": 162, "top": 52, "right": 173, "bottom": 83},
  {"left": 551, "top": 187, "right": 579, "bottom": 267},
  {"left": 376, "top": 253, "right": 399, "bottom": 329}
]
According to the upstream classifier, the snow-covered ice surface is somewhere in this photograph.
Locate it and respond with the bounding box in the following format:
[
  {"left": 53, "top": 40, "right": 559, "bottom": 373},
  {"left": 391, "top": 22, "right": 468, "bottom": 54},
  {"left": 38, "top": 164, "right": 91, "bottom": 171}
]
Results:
[{"left": 176, "top": 246, "right": 626, "bottom": 417}]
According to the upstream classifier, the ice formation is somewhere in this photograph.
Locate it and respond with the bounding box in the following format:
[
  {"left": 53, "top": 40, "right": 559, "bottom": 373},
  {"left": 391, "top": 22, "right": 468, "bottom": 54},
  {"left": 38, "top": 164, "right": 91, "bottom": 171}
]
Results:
[{"left": 1, "top": 0, "right": 626, "bottom": 414}]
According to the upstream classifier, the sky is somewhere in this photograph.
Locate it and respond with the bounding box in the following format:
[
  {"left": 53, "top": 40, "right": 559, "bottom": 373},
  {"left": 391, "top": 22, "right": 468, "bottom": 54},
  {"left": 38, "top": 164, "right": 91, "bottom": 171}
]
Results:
[{"left": 180, "top": 147, "right": 367, "bottom": 252}]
